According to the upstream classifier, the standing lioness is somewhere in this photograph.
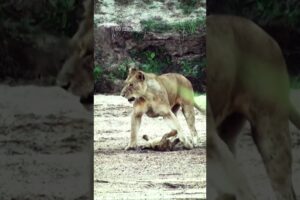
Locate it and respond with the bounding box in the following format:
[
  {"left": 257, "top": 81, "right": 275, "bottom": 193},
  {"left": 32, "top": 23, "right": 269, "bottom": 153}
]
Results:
[
  {"left": 121, "top": 66, "right": 203, "bottom": 150},
  {"left": 207, "top": 15, "right": 300, "bottom": 199}
]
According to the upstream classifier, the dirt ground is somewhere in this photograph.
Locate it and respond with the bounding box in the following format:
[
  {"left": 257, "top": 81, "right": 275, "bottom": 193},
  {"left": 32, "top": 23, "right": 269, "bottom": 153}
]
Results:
[
  {"left": 1, "top": 85, "right": 300, "bottom": 199},
  {"left": 94, "top": 94, "right": 207, "bottom": 199},
  {"left": 95, "top": 91, "right": 300, "bottom": 200},
  {"left": 0, "top": 85, "right": 93, "bottom": 200}
]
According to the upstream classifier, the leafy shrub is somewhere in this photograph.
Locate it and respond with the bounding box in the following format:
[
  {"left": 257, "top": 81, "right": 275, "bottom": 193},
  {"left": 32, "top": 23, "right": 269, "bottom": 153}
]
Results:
[
  {"left": 115, "top": 60, "right": 132, "bottom": 79},
  {"left": 140, "top": 18, "right": 204, "bottom": 34},
  {"left": 178, "top": 0, "right": 199, "bottom": 15},
  {"left": 140, "top": 51, "right": 162, "bottom": 73},
  {"left": 42, "top": 0, "right": 76, "bottom": 35},
  {"left": 94, "top": 65, "right": 103, "bottom": 81},
  {"left": 0, "top": 0, "right": 77, "bottom": 37}
]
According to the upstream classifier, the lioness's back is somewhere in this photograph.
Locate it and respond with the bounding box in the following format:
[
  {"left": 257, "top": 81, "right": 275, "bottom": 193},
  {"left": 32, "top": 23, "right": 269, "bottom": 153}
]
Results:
[
  {"left": 207, "top": 15, "right": 289, "bottom": 109},
  {"left": 157, "top": 73, "right": 194, "bottom": 103}
]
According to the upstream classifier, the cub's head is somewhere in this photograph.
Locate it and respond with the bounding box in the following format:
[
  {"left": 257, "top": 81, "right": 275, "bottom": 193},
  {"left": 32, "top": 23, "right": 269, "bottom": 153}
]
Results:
[{"left": 120, "top": 66, "right": 147, "bottom": 103}]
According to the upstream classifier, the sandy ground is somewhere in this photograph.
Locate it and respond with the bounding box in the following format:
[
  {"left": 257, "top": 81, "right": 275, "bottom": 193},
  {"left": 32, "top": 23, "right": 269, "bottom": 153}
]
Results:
[
  {"left": 94, "top": 94, "right": 207, "bottom": 199},
  {"left": 95, "top": 91, "right": 300, "bottom": 200},
  {"left": 1, "top": 85, "right": 300, "bottom": 199},
  {"left": 0, "top": 85, "right": 93, "bottom": 200}
]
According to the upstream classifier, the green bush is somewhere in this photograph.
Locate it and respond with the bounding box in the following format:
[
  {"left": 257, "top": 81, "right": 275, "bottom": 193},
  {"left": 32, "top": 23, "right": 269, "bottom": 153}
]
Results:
[
  {"left": 140, "top": 51, "right": 162, "bottom": 73},
  {"left": 115, "top": 60, "right": 132, "bottom": 79},
  {"left": 94, "top": 65, "right": 103, "bottom": 81},
  {"left": 42, "top": 0, "right": 76, "bottom": 35},
  {"left": 140, "top": 18, "right": 204, "bottom": 34},
  {"left": 0, "top": 0, "right": 78, "bottom": 39},
  {"left": 180, "top": 58, "right": 206, "bottom": 78},
  {"left": 178, "top": 0, "right": 199, "bottom": 15}
]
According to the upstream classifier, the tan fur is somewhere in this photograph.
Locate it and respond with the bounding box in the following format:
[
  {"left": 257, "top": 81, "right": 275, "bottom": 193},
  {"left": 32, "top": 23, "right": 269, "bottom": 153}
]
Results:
[
  {"left": 141, "top": 130, "right": 179, "bottom": 151},
  {"left": 207, "top": 15, "right": 300, "bottom": 199},
  {"left": 207, "top": 102, "right": 256, "bottom": 200},
  {"left": 121, "top": 66, "right": 204, "bottom": 150},
  {"left": 56, "top": 0, "right": 93, "bottom": 109}
]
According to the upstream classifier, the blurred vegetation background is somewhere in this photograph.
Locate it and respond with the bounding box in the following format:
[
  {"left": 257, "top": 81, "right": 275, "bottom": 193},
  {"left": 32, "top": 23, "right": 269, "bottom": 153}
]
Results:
[
  {"left": 0, "top": 0, "right": 85, "bottom": 84},
  {"left": 2, "top": 0, "right": 300, "bottom": 91}
]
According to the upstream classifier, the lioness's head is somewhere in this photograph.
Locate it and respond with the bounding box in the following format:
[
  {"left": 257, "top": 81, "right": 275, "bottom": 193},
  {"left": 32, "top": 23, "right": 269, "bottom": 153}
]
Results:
[
  {"left": 120, "top": 66, "right": 147, "bottom": 103},
  {"left": 56, "top": 52, "right": 94, "bottom": 109}
]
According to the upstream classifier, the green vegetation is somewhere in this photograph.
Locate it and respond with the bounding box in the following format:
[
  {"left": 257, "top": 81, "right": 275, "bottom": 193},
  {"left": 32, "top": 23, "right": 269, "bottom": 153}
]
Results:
[
  {"left": 115, "top": 0, "right": 134, "bottom": 6},
  {"left": 210, "top": 0, "right": 300, "bottom": 27},
  {"left": 139, "top": 51, "right": 166, "bottom": 74},
  {"left": 94, "top": 65, "right": 103, "bottom": 81},
  {"left": 180, "top": 58, "right": 206, "bottom": 78},
  {"left": 116, "top": 60, "right": 132, "bottom": 79},
  {"left": 255, "top": 0, "right": 300, "bottom": 26},
  {"left": 129, "top": 48, "right": 172, "bottom": 74},
  {"left": 96, "top": 52, "right": 205, "bottom": 81},
  {"left": 140, "top": 18, "right": 204, "bottom": 34},
  {"left": 96, "top": 51, "right": 206, "bottom": 93},
  {"left": 94, "top": 60, "right": 134, "bottom": 81},
  {"left": 0, "top": 0, "right": 77, "bottom": 37},
  {"left": 132, "top": 32, "right": 145, "bottom": 41},
  {"left": 290, "top": 76, "right": 300, "bottom": 89},
  {"left": 178, "top": 0, "right": 199, "bottom": 15},
  {"left": 42, "top": 0, "right": 76, "bottom": 35}
]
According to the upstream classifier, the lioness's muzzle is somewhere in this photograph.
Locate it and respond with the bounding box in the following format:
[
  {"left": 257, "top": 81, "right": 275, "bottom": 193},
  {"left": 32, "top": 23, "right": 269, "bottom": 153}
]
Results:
[
  {"left": 128, "top": 97, "right": 135, "bottom": 102},
  {"left": 80, "top": 92, "right": 94, "bottom": 105}
]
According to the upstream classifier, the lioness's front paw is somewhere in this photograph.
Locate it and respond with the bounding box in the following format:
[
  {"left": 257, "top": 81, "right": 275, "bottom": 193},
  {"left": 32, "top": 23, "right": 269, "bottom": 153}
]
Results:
[
  {"left": 184, "top": 140, "right": 193, "bottom": 149},
  {"left": 192, "top": 136, "right": 200, "bottom": 148},
  {"left": 125, "top": 143, "right": 137, "bottom": 150},
  {"left": 179, "top": 136, "right": 193, "bottom": 149}
]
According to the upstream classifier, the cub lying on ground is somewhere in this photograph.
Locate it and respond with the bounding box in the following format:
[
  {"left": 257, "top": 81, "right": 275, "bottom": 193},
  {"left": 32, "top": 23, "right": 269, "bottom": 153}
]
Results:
[
  {"left": 120, "top": 66, "right": 204, "bottom": 150},
  {"left": 141, "top": 131, "right": 180, "bottom": 151}
]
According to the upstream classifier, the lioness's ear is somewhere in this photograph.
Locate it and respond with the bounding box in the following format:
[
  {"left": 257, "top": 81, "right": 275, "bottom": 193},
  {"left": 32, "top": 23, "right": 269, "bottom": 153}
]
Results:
[
  {"left": 129, "top": 67, "right": 138, "bottom": 73},
  {"left": 136, "top": 71, "right": 145, "bottom": 81},
  {"left": 128, "top": 62, "right": 139, "bottom": 70},
  {"left": 129, "top": 65, "right": 139, "bottom": 77}
]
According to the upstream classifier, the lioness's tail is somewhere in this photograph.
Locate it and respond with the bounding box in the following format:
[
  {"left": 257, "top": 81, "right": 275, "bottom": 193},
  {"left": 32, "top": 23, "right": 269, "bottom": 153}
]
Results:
[{"left": 289, "top": 103, "right": 300, "bottom": 130}]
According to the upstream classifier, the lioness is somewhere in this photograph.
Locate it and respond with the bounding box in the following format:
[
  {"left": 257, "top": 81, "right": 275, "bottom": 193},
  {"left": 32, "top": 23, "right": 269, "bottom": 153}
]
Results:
[
  {"left": 207, "top": 15, "right": 300, "bottom": 199},
  {"left": 120, "top": 66, "right": 204, "bottom": 150},
  {"left": 56, "top": 0, "right": 93, "bottom": 109}
]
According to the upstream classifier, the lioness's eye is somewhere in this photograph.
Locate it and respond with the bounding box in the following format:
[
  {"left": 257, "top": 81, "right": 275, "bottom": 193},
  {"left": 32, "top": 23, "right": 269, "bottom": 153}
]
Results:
[{"left": 129, "top": 83, "right": 133, "bottom": 87}]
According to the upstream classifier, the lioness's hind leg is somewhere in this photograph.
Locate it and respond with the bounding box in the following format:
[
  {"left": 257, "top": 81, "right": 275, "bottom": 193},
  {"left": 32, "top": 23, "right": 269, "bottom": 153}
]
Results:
[
  {"left": 251, "top": 115, "right": 296, "bottom": 200},
  {"left": 171, "top": 104, "right": 180, "bottom": 116},
  {"left": 182, "top": 104, "right": 199, "bottom": 146},
  {"left": 164, "top": 111, "right": 193, "bottom": 149},
  {"left": 218, "top": 113, "right": 246, "bottom": 154},
  {"left": 207, "top": 103, "right": 255, "bottom": 200}
]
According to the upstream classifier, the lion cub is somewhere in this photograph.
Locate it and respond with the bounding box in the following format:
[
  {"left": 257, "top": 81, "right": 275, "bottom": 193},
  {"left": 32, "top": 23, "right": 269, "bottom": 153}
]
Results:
[{"left": 121, "top": 66, "right": 203, "bottom": 150}]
